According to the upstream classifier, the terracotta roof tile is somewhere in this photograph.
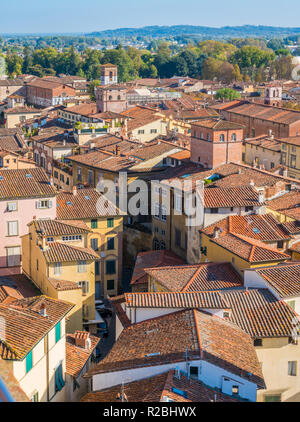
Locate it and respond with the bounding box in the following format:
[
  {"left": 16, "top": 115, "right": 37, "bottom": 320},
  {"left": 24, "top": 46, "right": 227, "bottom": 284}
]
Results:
[
  {"left": 256, "top": 263, "right": 300, "bottom": 298},
  {"left": 204, "top": 186, "right": 263, "bottom": 208},
  {"left": 86, "top": 309, "right": 263, "bottom": 387},
  {"left": 43, "top": 242, "right": 98, "bottom": 263},
  {"left": 0, "top": 168, "right": 56, "bottom": 200},
  {"left": 0, "top": 296, "right": 73, "bottom": 360},
  {"left": 66, "top": 332, "right": 99, "bottom": 378},
  {"left": 224, "top": 288, "right": 298, "bottom": 338},
  {"left": 146, "top": 262, "right": 242, "bottom": 292},
  {"left": 32, "top": 219, "right": 91, "bottom": 236}
]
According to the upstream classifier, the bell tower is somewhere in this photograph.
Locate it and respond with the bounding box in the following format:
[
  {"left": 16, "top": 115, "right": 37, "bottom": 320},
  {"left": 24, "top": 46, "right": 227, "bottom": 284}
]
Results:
[{"left": 264, "top": 83, "right": 282, "bottom": 107}]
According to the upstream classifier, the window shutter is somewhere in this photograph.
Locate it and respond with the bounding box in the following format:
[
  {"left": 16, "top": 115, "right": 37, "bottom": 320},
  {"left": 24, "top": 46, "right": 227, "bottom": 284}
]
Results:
[{"left": 48, "top": 200, "right": 52, "bottom": 208}]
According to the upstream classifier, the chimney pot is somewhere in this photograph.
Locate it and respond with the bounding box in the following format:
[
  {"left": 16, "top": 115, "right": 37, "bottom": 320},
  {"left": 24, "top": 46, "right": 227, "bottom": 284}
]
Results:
[
  {"left": 40, "top": 303, "right": 47, "bottom": 317},
  {"left": 73, "top": 186, "right": 77, "bottom": 196}
]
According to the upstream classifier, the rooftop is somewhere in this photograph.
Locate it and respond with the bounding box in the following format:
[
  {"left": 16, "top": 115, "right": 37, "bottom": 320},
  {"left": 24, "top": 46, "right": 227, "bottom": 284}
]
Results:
[
  {"left": 0, "top": 168, "right": 56, "bottom": 200},
  {"left": 146, "top": 262, "right": 242, "bottom": 292},
  {"left": 255, "top": 263, "right": 300, "bottom": 298},
  {"left": 86, "top": 309, "right": 264, "bottom": 387},
  {"left": 43, "top": 242, "right": 98, "bottom": 263},
  {"left": 0, "top": 296, "right": 73, "bottom": 360}
]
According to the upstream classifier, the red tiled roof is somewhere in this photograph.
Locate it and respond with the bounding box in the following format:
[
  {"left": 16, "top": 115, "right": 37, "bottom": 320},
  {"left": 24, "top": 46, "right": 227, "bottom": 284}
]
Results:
[
  {"left": 146, "top": 262, "right": 242, "bottom": 292},
  {"left": 0, "top": 296, "right": 73, "bottom": 360},
  {"left": 130, "top": 250, "right": 185, "bottom": 286},
  {"left": 56, "top": 188, "right": 119, "bottom": 219},
  {"left": 223, "top": 288, "right": 298, "bottom": 338},
  {"left": 81, "top": 369, "right": 240, "bottom": 402},
  {"left": 66, "top": 332, "right": 99, "bottom": 378},
  {"left": 32, "top": 219, "right": 91, "bottom": 236},
  {"left": 124, "top": 291, "right": 229, "bottom": 310},
  {"left": 255, "top": 263, "right": 300, "bottom": 298},
  {"left": 0, "top": 168, "right": 56, "bottom": 200},
  {"left": 43, "top": 242, "right": 98, "bottom": 263},
  {"left": 204, "top": 186, "right": 263, "bottom": 208},
  {"left": 86, "top": 309, "right": 264, "bottom": 387}
]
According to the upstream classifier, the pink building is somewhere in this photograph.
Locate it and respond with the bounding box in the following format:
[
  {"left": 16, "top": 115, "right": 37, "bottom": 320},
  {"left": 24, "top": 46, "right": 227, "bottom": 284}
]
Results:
[{"left": 0, "top": 168, "right": 56, "bottom": 276}]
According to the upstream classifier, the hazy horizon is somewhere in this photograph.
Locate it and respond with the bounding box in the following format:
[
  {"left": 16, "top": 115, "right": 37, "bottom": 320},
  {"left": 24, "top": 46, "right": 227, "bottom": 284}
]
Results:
[{"left": 1, "top": 0, "right": 300, "bottom": 34}]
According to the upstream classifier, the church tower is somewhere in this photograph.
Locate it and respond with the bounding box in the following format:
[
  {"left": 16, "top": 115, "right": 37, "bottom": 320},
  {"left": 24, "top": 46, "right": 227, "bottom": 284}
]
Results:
[{"left": 264, "top": 83, "right": 282, "bottom": 107}]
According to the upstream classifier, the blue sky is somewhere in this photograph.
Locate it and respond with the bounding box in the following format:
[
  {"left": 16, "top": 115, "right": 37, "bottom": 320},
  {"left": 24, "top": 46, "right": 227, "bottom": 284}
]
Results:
[{"left": 1, "top": 0, "right": 300, "bottom": 34}]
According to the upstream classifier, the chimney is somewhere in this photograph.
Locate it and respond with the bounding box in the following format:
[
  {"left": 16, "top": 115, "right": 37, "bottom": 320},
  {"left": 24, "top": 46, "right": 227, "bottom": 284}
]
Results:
[
  {"left": 268, "top": 129, "right": 273, "bottom": 137},
  {"left": 49, "top": 177, "right": 54, "bottom": 186},
  {"left": 73, "top": 185, "right": 77, "bottom": 196},
  {"left": 42, "top": 235, "right": 47, "bottom": 251},
  {"left": 115, "top": 145, "right": 120, "bottom": 156},
  {"left": 74, "top": 331, "right": 91, "bottom": 349},
  {"left": 213, "top": 227, "right": 221, "bottom": 239},
  {"left": 258, "top": 190, "right": 265, "bottom": 204},
  {"left": 250, "top": 179, "right": 255, "bottom": 187},
  {"left": 40, "top": 303, "right": 47, "bottom": 317}
]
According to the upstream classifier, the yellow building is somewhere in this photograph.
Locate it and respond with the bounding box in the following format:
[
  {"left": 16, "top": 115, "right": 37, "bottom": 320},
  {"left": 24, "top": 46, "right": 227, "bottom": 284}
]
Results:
[
  {"left": 280, "top": 138, "right": 300, "bottom": 180},
  {"left": 200, "top": 215, "right": 291, "bottom": 275},
  {"left": 56, "top": 187, "right": 123, "bottom": 299},
  {"left": 22, "top": 219, "right": 99, "bottom": 333}
]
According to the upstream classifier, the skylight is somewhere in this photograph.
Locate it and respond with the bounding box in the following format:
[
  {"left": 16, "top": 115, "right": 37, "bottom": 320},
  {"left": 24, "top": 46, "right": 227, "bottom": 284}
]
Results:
[
  {"left": 171, "top": 387, "right": 187, "bottom": 398},
  {"left": 144, "top": 352, "right": 160, "bottom": 357},
  {"left": 26, "top": 174, "right": 32, "bottom": 178},
  {"left": 66, "top": 201, "right": 72, "bottom": 206},
  {"left": 85, "top": 196, "right": 90, "bottom": 200},
  {"left": 252, "top": 228, "right": 260, "bottom": 234}
]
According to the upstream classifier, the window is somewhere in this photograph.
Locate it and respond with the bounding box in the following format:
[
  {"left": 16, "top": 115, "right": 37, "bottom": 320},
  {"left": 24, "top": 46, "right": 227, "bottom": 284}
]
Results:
[
  {"left": 231, "top": 133, "right": 236, "bottom": 141},
  {"left": 281, "top": 152, "right": 287, "bottom": 165},
  {"left": 264, "top": 394, "right": 281, "bottom": 402},
  {"left": 288, "top": 361, "right": 297, "bottom": 376},
  {"left": 290, "top": 154, "right": 296, "bottom": 169},
  {"left": 60, "top": 174, "right": 64, "bottom": 183},
  {"left": 95, "top": 261, "right": 100, "bottom": 276},
  {"left": 245, "top": 206, "right": 253, "bottom": 212},
  {"left": 174, "top": 194, "right": 182, "bottom": 212},
  {"left": 88, "top": 170, "right": 94, "bottom": 185},
  {"left": 55, "top": 321, "right": 61, "bottom": 343},
  {"left": 54, "top": 363, "right": 65, "bottom": 393},
  {"left": 91, "top": 219, "right": 98, "bottom": 229},
  {"left": 254, "top": 339, "right": 262, "bottom": 347},
  {"left": 277, "top": 240, "right": 284, "bottom": 249},
  {"left": 91, "top": 238, "right": 98, "bottom": 251},
  {"left": 6, "top": 246, "right": 21, "bottom": 267},
  {"left": 78, "top": 281, "right": 89, "bottom": 295},
  {"left": 54, "top": 262, "right": 62, "bottom": 276},
  {"left": 107, "top": 279, "right": 115, "bottom": 290},
  {"left": 7, "top": 221, "right": 18, "bottom": 236},
  {"left": 26, "top": 351, "right": 33, "bottom": 373},
  {"left": 78, "top": 260, "right": 87, "bottom": 273},
  {"left": 107, "top": 237, "right": 115, "bottom": 250},
  {"left": 47, "top": 237, "right": 54, "bottom": 243},
  {"left": 107, "top": 218, "right": 114, "bottom": 228},
  {"left": 232, "top": 385, "right": 239, "bottom": 396},
  {"left": 189, "top": 366, "right": 199, "bottom": 379},
  {"left": 62, "top": 235, "right": 82, "bottom": 242},
  {"left": 210, "top": 208, "right": 218, "bottom": 214},
  {"left": 138, "top": 130, "right": 145, "bottom": 134},
  {"left": 219, "top": 134, "right": 225, "bottom": 142},
  {"left": 106, "top": 260, "right": 116, "bottom": 275},
  {"left": 161, "top": 205, "right": 167, "bottom": 222},
  {"left": 175, "top": 228, "right": 181, "bottom": 247},
  {"left": 270, "top": 162, "right": 275, "bottom": 169},
  {"left": 77, "top": 166, "right": 82, "bottom": 181},
  {"left": 7, "top": 202, "right": 17, "bottom": 212},
  {"left": 31, "top": 392, "right": 39, "bottom": 402},
  {"left": 36, "top": 259, "right": 39, "bottom": 271},
  {"left": 160, "top": 241, "right": 166, "bottom": 250},
  {"left": 150, "top": 129, "right": 157, "bottom": 134},
  {"left": 154, "top": 202, "right": 160, "bottom": 219},
  {"left": 36, "top": 200, "right": 52, "bottom": 209}
]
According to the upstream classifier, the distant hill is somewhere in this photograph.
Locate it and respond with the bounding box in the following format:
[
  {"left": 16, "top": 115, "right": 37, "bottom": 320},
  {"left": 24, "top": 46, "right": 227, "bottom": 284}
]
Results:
[{"left": 88, "top": 25, "right": 300, "bottom": 39}]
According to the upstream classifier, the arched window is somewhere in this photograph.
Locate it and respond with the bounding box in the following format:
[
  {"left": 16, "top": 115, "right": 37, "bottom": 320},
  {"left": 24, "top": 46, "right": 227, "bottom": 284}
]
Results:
[
  {"left": 219, "top": 134, "right": 225, "bottom": 142},
  {"left": 160, "top": 241, "right": 166, "bottom": 250},
  {"left": 207, "top": 134, "right": 210, "bottom": 141},
  {"left": 273, "top": 90, "right": 276, "bottom": 97},
  {"left": 117, "top": 95, "right": 121, "bottom": 100},
  {"left": 266, "top": 89, "right": 270, "bottom": 97},
  {"left": 153, "top": 238, "right": 160, "bottom": 250},
  {"left": 231, "top": 133, "right": 236, "bottom": 141},
  {"left": 109, "top": 95, "right": 113, "bottom": 101}
]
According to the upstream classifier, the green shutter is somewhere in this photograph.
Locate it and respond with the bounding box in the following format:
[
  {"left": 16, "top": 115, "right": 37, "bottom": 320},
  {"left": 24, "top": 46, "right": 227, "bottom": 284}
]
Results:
[
  {"left": 26, "top": 351, "right": 33, "bottom": 373},
  {"left": 55, "top": 321, "right": 61, "bottom": 343},
  {"left": 107, "top": 218, "right": 114, "bottom": 228}
]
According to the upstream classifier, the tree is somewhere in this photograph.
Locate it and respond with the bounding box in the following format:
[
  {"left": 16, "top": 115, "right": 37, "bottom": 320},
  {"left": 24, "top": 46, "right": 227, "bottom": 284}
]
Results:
[
  {"left": 22, "top": 46, "right": 33, "bottom": 74},
  {"left": 215, "top": 88, "right": 241, "bottom": 101},
  {"left": 5, "top": 51, "right": 23, "bottom": 76},
  {"left": 201, "top": 57, "right": 223, "bottom": 80},
  {"left": 219, "top": 62, "right": 236, "bottom": 83},
  {"left": 88, "top": 80, "right": 100, "bottom": 101}
]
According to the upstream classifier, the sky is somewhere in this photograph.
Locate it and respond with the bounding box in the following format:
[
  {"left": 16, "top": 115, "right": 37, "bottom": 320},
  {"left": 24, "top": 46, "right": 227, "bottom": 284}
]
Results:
[{"left": 1, "top": 0, "right": 300, "bottom": 34}]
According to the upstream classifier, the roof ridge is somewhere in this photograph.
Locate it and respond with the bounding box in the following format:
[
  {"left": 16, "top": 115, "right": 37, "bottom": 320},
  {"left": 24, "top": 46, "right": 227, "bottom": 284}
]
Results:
[{"left": 182, "top": 266, "right": 204, "bottom": 292}]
